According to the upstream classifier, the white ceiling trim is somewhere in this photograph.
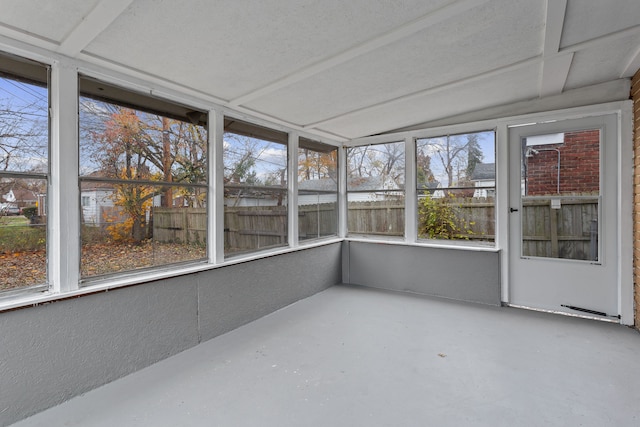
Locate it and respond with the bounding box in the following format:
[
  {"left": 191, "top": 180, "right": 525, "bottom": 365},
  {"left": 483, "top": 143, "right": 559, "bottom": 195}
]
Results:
[
  {"left": 0, "top": 24, "right": 59, "bottom": 52},
  {"left": 304, "top": 56, "right": 541, "bottom": 131},
  {"left": 228, "top": 0, "right": 490, "bottom": 107},
  {"left": 57, "top": 0, "right": 134, "bottom": 57},
  {"left": 539, "top": 0, "right": 570, "bottom": 98},
  {"left": 559, "top": 24, "right": 640, "bottom": 54},
  {"left": 539, "top": 53, "right": 574, "bottom": 97},
  {"left": 542, "top": 0, "right": 567, "bottom": 56},
  {"left": 621, "top": 44, "right": 640, "bottom": 77}
]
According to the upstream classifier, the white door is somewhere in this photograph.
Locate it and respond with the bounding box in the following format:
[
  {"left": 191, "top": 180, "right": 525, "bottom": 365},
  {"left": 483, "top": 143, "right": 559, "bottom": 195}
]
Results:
[{"left": 508, "top": 114, "right": 618, "bottom": 320}]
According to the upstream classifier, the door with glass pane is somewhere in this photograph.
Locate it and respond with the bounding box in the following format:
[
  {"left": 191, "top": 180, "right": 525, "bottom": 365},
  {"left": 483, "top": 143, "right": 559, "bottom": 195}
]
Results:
[{"left": 508, "top": 114, "right": 618, "bottom": 319}]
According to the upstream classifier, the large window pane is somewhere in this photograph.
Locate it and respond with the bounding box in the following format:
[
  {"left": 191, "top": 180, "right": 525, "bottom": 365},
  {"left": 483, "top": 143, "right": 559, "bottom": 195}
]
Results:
[
  {"left": 298, "top": 138, "right": 338, "bottom": 241},
  {"left": 347, "top": 141, "right": 405, "bottom": 237},
  {"left": 521, "top": 129, "right": 600, "bottom": 261},
  {"left": 80, "top": 182, "right": 206, "bottom": 278},
  {"left": 0, "top": 56, "right": 48, "bottom": 294},
  {"left": 416, "top": 131, "right": 495, "bottom": 244},
  {"left": 79, "top": 78, "right": 207, "bottom": 280},
  {"left": 224, "top": 118, "right": 288, "bottom": 256}
]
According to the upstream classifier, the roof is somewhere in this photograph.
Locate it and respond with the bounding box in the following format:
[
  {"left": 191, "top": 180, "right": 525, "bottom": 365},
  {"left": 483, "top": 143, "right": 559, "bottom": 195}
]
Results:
[{"left": 470, "top": 163, "right": 496, "bottom": 181}]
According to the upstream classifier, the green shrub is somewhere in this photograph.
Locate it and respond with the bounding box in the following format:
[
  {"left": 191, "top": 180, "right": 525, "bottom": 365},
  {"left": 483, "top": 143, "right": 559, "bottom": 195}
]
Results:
[
  {"left": 21, "top": 206, "right": 38, "bottom": 218},
  {"left": 417, "top": 194, "right": 473, "bottom": 240}
]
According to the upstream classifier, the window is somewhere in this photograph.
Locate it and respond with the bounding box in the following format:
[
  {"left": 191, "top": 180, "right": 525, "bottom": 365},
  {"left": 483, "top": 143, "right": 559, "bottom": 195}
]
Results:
[
  {"left": 346, "top": 141, "right": 404, "bottom": 237},
  {"left": 223, "top": 118, "right": 288, "bottom": 256},
  {"left": 79, "top": 77, "right": 208, "bottom": 280},
  {"left": 521, "top": 129, "right": 600, "bottom": 261},
  {"left": 0, "top": 54, "right": 48, "bottom": 295},
  {"left": 298, "top": 138, "right": 338, "bottom": 241},
  {"left": 416, "top": 131, "right": 495, "bottom": 244}
]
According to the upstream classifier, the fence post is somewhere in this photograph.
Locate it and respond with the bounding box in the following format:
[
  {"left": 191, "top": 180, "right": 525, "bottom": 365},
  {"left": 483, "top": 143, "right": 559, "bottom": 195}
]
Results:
[{"left": 549, "top": 202, "right": 559, "bottom": 257}]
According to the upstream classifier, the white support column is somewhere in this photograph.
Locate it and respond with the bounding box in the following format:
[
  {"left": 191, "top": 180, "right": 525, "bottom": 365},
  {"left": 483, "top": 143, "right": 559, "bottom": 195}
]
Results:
[
  {"left": 338, "top": 146, "right": 348, "bottom": 238},
  {"left": 210, "top": 110, "right": 224, "bottom": 264},
  {"left": 49, "top": 61, "right": 80, "bottom": 293},
  {"left": 496, "top": 123, "right": 510, "bottom": 303},
  {"left": 618, "top": 102, "right": 634, "bottom": 325},
  {"left": 404, "top": 136, "right": 416, "bottom": 243},
  {"left": 288, "top": 132, "right": 299, "bottom": 247}
]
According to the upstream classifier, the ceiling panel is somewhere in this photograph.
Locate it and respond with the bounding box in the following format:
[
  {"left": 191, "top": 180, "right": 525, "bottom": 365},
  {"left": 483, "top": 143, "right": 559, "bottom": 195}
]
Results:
[
  {"left": 561, "top": 0, "right": 640, "bottom": 48},
  {"left": 83, "top": 0, "right": 451, "bottom": 100},
  {"left": 564, "top": 33, "right": 640, "bottom": 90},
  {"left": 243, "top": 0, "right": 543, "bottom": 126},
  {"left": 316, "top": 65, "right": 540, "bottom": 139},
  {"left": 0, "top": 0, "right": 100, "bottom": 42}
]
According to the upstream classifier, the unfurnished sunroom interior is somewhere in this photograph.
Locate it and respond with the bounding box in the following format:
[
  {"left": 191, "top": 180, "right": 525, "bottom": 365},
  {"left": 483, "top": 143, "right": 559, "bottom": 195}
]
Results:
[{"left": 1, "top": 1, "right": 640, "bottom": 426}]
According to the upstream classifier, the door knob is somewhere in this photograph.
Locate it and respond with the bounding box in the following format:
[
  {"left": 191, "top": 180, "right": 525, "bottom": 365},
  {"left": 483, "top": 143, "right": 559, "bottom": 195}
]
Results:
[{"left": 510, "top": 208, "right": 519, "bottom": 212}]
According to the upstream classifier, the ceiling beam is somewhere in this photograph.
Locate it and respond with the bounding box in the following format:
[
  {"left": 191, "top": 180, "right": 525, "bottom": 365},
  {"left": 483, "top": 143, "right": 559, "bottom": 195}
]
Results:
[
  {"left": 304, "top": 56, "right": 541, "bottom": 131},
  {"left": 559, "top": 24, "right": 640, "bottom": 54},
  {"left": 542, "top": 0, "right": 567, "bottom": 55},
  {"left": 539, "top": 0, "right": 571, "bottom": 97},
  {"left": 621, "top": 44, "right": 640, "bottom": 77},
  {"left": 229, "top": 0, "right": 489, "bottom": 107},
  {"left": 539, "top": 53, "right": 573, "bottom": 97},
  {"left": 58, "top": 0, "right": 134, "bottom": 57}
]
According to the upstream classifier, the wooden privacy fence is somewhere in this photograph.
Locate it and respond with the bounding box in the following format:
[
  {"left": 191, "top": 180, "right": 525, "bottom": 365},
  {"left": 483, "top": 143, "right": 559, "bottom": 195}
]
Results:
[
  {"left": 224, "top": 205, "right": 287, "bottom": 253},
  {"left": 520, "top": 197, "right": 598, "bottom": 261},
  {"left": 152, "top": 198, "right": 598, "bottom": 260},
  {"left": 153, "top": 208, "right": 207, "bottom": 245}
]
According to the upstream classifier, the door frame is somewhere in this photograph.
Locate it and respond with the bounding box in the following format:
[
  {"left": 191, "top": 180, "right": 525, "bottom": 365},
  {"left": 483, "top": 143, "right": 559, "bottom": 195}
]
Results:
[{"left": 496, "top": 101, "right": 634, "bottom": 325}]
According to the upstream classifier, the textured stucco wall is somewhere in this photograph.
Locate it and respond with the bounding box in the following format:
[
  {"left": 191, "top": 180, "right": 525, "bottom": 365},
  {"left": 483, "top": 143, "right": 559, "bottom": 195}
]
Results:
[
  {"left": 344, "top": 241, "right": 501, "bottom": 306},
  {"left": 0, "top": 243, "right": 341, "bottom": 427}
]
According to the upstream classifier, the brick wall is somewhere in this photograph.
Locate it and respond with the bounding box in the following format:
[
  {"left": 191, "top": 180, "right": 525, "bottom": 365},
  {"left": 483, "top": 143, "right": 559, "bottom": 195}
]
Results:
[
  {"left": 526, "top": 130, "right": 600, "bottom": 196},
  {"left": 632, "top": 69, "right": 640, "bottom": 327}
]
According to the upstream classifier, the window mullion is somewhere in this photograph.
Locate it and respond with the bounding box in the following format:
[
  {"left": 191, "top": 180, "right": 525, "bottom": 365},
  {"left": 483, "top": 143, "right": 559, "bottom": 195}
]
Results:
[
  {"left": 288, "top": 132, "right": 298, "bottom": 247},
  {"left": 404, "top": 136, "right": 417, "bottom": 243},
  {"left": 50, "top": 62, "right": 80, "bottom": 292},
  {"left": 338, "top": 147, "right": 347, "bottom": 238},
  {"left": 210, "top": 109, "right": 224, "bottom": 264}
]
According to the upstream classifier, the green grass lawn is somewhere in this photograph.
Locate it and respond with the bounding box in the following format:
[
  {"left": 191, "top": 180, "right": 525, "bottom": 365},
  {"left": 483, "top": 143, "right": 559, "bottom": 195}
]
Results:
[{"left": 0, "top": 216, "right": 46, "bottom": 253}]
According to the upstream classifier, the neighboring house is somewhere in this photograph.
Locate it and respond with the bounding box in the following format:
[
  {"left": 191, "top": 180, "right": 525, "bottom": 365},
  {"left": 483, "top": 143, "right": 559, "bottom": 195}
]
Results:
[
  {"left": 298, "top": 178, "right": 338, "bottom": 206},
  {"left": 224, "top": 184, "right": 286, "bottom": 207},
  {"left": 81, "top": 182, "right": 117, "bottom": 226},
  {"left": 346, "top": 175, "right": 401, "bottom": 202},
  {"left": 1, "top": 187, "right": 42, "bottom": 214},
  {"left": 470, "top": 163, "right": 496, "bottom": 198}
]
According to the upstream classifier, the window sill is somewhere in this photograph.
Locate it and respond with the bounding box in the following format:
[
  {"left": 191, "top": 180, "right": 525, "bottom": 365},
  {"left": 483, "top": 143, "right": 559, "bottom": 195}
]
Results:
[{"left": 345, "top": 236, "right": 499, "bottom": 253}]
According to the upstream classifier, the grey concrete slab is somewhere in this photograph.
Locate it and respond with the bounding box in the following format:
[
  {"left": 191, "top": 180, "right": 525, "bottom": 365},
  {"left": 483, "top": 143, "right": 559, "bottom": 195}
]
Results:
[{"left": 12, "top": 285, "right": 640, "bottom": 427}]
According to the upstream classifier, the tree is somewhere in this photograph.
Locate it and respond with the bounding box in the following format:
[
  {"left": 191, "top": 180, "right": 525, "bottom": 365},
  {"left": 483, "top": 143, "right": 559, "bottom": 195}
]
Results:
[
  {"left": 83, "top": 102, "right": 208, "bottom": 243},
  {"left": 298, "top": 149, "right": 337, "bottom": 181},
  {"left": 0, "top": 94, "right": 48, "bottom": 173},
  {"left": 416, "top": 147, "right": 436, "bottom": 190},
  {"left": 346, "top": 142, "right": 404, "bottom": 187},
  {"left": 425, "top": 133, "right": 484, "bottom": 191},
  {"left": 465, "top": 134, "right": 483, "bottom": 181}
]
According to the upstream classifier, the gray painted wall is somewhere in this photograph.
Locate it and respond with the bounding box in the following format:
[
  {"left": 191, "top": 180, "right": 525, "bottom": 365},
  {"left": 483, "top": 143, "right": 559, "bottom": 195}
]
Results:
[
  {"left": 0, "top": 243, "right": 341, "bottom": 427},
  {"left": 344, "top": 241, "right": 501, "bottom": 305}
]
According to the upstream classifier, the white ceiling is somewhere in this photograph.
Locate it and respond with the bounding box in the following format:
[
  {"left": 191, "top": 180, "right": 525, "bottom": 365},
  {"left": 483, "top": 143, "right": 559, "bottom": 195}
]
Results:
[{"left": 0, "top": 0, "right": 639, "bottom": 141}]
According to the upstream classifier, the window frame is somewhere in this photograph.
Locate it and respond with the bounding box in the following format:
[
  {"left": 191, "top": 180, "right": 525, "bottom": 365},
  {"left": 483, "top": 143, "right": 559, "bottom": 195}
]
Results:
[
  {"left": 297, "top": 137, "right": 339, "bottom": 242},
  {"left": 0, "top": 53, "right": 50, "bottom": 298},
  {"left": 222, "top": 116, "right": 290, "bottom": 257},
  {"left": 414, "top": 129, "right": 497, "bottom": 247},
  {"left": 345, "top": 140, "right": 406, "bottom": 238},
  {"left": 78, "top": 75, "right": 210, "bottom": 282}
]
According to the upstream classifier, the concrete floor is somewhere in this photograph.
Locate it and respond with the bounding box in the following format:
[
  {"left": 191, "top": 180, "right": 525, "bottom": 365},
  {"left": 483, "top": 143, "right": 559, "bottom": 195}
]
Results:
[{"left": 13, "top": 285, "right": 640, "bottom": 427}]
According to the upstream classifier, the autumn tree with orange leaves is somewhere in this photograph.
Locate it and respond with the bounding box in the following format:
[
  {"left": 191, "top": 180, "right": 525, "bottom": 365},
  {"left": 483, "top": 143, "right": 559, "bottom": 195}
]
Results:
[{"left": 83, "top": 103, "right": 207, "bottom": 243}]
